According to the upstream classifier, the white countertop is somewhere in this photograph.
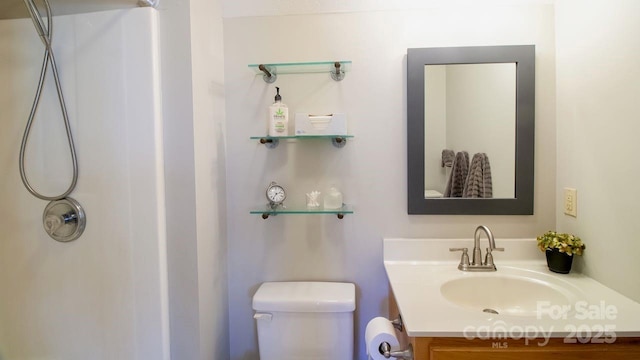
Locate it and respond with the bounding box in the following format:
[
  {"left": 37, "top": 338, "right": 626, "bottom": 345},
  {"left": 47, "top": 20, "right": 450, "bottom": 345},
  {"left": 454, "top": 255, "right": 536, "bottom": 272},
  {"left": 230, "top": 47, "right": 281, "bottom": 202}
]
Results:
[{"left": 384, "top": 238, "right": 640, "bottom": 339}]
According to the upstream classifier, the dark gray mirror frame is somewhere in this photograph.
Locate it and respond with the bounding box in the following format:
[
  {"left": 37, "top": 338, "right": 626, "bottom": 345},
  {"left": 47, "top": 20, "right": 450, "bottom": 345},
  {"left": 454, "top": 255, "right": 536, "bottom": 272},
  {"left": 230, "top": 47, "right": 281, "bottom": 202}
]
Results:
[{"left": 407, "top": 45, "right": 535, "bottom": 215}]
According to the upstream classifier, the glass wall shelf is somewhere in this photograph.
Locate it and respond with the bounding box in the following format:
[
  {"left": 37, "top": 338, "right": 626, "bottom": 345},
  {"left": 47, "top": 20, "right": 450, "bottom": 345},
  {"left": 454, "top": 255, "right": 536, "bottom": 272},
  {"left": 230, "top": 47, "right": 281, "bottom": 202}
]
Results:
[
  {"left": 249, "top": 61, "right": 351, "bottom": 82},
  {"left": 248, "top": 61, "right": 352, "bottom": 74},
  {"left": 250, "top": 135, "right": 353, "bottom": 148},
  {"left": 251, "top": 205, "right": 353, "bottom": 219}
]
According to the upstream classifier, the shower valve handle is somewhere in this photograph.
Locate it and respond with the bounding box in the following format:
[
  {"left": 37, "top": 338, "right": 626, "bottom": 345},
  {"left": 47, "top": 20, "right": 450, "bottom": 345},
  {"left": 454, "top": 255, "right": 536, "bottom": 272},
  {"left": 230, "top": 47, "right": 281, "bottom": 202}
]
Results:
[{"left": 44, "top": 214, "right": 64, "bottom": 235}]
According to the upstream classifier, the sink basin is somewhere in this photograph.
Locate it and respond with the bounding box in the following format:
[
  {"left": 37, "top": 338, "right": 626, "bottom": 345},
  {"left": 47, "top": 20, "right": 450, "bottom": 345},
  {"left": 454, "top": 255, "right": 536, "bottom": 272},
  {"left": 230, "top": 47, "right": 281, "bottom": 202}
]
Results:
[{"left": 440, "top": 274, "right": 575, "bottom": 317}]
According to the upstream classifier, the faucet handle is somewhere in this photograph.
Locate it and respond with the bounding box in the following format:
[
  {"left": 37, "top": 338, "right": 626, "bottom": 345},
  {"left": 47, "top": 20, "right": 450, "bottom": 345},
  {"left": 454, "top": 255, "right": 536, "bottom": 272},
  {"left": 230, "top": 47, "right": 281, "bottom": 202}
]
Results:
[
  {"left": 449, "top": 248, "right": 470, "bottom": 269},
  {"left": 449, "top": 247, "right": 468, "bottom": 252},
  {"left": 484, "top": 247, "right": 504, "bottom": 268},
  {"left": 484, "top": 247, "right": 498, "bottom": 267}
]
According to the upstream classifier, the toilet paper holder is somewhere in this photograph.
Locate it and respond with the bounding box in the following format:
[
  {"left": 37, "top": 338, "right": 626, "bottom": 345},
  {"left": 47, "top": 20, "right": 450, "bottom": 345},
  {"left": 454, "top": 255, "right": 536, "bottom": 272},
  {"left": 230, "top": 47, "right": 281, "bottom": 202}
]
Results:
[
  {"left": 379, "top": 342, "right": 413, "bottom": 360},
  {"left": 390, "top": 315, "right": 404, "bottom": 332}
]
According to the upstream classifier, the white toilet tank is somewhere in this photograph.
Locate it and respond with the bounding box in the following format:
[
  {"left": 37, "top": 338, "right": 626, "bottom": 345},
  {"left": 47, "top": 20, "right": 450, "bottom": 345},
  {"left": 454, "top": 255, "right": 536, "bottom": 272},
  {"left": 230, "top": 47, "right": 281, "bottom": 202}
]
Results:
[{"left": 253, "top": 281, "right": 355, "bottom": 360}]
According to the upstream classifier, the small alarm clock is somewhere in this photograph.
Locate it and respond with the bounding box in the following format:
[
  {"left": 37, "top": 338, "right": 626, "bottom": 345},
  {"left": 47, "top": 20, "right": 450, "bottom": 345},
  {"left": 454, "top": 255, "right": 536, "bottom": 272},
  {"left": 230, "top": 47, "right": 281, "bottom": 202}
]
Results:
[{"left": 266, "top": 181, "right": 286, "bottom": 209}]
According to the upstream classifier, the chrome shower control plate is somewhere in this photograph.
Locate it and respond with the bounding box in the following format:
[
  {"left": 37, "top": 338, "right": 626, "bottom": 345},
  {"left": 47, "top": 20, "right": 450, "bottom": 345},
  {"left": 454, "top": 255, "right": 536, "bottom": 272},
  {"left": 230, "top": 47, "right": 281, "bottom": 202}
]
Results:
[{"left": 43, "top": 197, "right": 86, "bottom": 242}]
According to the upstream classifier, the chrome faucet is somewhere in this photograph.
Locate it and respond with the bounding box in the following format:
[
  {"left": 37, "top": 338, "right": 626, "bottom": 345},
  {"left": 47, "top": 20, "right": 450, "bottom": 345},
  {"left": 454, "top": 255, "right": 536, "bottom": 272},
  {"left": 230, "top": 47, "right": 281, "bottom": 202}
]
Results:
[{"left": 450, "top": 225, "right": 504, "bottom": 271}]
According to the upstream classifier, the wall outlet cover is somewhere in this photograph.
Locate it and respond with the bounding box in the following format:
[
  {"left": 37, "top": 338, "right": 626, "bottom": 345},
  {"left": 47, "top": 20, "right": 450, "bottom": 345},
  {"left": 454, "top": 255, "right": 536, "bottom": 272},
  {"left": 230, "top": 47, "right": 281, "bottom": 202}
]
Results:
[{"left": 563, "top": 188, "right": 577, "bottom": 217}]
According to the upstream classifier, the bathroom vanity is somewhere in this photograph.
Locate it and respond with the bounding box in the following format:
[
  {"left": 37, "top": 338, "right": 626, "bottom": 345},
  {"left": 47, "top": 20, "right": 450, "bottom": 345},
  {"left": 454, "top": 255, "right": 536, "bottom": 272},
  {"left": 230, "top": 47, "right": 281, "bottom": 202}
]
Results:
[{"left": 384, "top": 238, "right": 640, "bottom": 360}]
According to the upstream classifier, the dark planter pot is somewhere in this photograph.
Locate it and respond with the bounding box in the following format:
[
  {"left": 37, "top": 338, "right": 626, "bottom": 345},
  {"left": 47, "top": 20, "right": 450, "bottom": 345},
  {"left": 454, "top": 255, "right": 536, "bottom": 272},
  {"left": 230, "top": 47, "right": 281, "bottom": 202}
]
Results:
[{"left": 545, "top": 248, "right": 574, "bottom": 274}]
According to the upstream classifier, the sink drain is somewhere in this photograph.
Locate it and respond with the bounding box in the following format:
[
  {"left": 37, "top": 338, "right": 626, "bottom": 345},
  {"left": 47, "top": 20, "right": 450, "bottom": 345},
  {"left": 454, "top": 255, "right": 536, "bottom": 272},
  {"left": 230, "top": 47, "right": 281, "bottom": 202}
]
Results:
[{"left": 483, "top": 308, "right": 499, "bottom": 315}]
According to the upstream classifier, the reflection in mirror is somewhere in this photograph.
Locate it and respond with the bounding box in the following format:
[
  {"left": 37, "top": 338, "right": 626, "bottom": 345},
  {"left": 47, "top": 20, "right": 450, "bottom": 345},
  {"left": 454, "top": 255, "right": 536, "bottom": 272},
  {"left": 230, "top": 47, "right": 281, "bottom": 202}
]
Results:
[
  {"left": 424, "top": 63, "right": 515, "bottom": 199},
  {"left": 407, "top": 45, "right": 535, "bottom": 215}
]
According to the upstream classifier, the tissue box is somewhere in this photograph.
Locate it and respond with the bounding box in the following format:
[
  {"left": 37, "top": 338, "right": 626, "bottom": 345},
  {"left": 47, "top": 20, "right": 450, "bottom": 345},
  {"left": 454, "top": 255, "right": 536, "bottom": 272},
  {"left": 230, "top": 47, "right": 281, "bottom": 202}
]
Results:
[{"left": 295, "top": 113, "right": 347, "bottom": 136}]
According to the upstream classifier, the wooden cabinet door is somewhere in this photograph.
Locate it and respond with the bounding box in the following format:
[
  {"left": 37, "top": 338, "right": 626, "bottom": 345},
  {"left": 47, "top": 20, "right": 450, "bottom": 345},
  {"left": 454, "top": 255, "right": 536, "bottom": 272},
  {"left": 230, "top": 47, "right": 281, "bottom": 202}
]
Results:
[{"left": 412, "top": 337, "right": 640, "bottom": 360}]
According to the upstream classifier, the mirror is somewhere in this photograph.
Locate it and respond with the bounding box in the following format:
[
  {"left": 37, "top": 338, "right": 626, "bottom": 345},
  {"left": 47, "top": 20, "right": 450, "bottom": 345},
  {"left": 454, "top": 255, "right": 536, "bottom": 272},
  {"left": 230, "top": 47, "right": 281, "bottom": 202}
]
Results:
[
  {"left": 407, "top": 45, "right": 535, "bottom": 215},
  {"left": 424, "top": 63, "right": 516, "bottom": 198}
]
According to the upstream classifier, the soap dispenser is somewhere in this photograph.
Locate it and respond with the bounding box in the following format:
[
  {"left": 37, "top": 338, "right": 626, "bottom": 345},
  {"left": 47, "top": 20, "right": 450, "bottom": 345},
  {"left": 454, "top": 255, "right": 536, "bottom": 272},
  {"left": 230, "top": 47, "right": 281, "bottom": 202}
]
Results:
[{"left": 268, "top": 87, "right": 288, "bottom": 136}]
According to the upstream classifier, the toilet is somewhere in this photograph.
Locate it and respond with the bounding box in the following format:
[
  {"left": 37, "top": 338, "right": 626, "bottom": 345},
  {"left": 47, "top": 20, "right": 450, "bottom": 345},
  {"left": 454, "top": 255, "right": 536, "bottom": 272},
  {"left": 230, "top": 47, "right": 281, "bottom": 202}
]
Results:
[{"left": 253, "top": 281, "right": 355, "bottom": 360}]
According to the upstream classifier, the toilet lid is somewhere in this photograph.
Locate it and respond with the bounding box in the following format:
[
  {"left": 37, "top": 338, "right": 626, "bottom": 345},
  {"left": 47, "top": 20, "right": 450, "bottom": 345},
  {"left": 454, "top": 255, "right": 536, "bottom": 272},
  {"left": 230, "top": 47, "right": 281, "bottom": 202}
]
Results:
[{"left": 253, "top": 281, "right": 355, "bottom": 313}]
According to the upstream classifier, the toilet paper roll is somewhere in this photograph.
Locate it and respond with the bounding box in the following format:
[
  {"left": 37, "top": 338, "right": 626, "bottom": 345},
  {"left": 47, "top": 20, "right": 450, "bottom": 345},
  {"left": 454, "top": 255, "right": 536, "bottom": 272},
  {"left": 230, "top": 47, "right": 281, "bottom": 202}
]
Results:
[{"left": 365, "top": 317, "right": 400, "bottom": 360}]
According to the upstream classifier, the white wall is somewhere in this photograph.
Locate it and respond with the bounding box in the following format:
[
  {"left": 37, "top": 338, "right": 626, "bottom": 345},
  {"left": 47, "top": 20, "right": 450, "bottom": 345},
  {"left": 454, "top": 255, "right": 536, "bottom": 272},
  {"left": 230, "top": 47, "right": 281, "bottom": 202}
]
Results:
[
  {"left": 0, "top": 9, "right": 169, "bottom": 359},
  {"left": 156, "top": 0, "right": 201, "bottom": 357},
  {"left": 223, "top": 4, "right": 556, "bottom": 359},
  {"left": 424, "top": 66, "right": 448, "bottom": 192},
  {"left": 222, "top": 0, "right": 556, "bottom": 18},
  {"left": 157, "top": 0, "right": 229, "bottom": 358},
  {"left": 555, "top": 0, "right": 640, "bottom": 302},
  {"left": 190, "top": 0, "right": 230, "bottom": 358}
]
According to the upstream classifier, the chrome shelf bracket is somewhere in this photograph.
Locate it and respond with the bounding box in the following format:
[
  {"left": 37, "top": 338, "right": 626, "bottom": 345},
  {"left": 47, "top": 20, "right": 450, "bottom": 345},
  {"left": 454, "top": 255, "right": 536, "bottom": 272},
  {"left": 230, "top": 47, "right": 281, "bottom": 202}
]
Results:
[
  {"left": 330, "top": 61, "right": 346, "bottom": 81},
  {"left": 258, "top": 64, "right": 277, "bottom": 83}
]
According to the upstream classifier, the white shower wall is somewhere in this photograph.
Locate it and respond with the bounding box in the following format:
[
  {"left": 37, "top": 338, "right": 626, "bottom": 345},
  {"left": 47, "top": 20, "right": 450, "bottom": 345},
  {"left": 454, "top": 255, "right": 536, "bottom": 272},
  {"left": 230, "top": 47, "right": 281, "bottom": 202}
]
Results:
[{"left": 0, "top": 8, "right": 170, "bottom": 359}]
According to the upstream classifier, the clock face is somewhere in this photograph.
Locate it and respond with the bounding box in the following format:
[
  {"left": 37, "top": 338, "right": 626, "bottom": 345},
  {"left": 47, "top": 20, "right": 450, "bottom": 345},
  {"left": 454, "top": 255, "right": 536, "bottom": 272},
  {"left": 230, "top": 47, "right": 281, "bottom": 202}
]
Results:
[{"left": 267, "top": 183, "right": 286, "bottom": 204}]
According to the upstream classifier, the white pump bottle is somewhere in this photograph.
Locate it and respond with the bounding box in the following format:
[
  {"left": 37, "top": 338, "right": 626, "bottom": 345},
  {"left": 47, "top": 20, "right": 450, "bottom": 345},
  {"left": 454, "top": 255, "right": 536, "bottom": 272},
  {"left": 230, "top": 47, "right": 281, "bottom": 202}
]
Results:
[{"left": 268, "top": 87, "right": 288, "bottom": 136}]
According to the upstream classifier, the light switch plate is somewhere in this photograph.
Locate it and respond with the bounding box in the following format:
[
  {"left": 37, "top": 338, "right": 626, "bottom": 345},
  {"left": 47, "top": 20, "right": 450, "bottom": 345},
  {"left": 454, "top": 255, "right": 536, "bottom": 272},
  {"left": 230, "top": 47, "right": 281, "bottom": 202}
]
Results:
[{"left": 563, "top": 188, "right": 577, "bottom": 217}]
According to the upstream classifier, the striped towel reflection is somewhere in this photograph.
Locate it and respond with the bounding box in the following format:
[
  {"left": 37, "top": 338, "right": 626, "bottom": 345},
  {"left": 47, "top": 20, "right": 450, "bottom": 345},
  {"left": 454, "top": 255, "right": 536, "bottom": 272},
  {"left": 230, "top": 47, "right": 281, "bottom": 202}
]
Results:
[
  {"left": 441, "top": 149, "right": 455, "bottom": 167},
  {"left": 463, "top": 153, "right": 493, "bottom": 198},
  {"left": 444, "top": 151, "right": 469, "bottom": 197}
]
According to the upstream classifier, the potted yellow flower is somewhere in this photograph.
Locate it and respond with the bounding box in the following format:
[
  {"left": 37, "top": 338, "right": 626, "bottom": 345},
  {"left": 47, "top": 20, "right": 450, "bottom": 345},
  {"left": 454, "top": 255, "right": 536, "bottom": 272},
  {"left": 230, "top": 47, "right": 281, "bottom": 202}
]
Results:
[{"left": 537, "top": 231, "right": 585, "bottom": 274}]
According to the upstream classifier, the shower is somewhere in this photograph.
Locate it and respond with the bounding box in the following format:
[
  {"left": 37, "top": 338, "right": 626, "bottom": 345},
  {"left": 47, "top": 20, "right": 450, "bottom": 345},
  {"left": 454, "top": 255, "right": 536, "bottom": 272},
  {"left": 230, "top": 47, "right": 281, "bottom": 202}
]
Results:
[{"left": 19, "top": 0, "right": 85, "bottom": 242}]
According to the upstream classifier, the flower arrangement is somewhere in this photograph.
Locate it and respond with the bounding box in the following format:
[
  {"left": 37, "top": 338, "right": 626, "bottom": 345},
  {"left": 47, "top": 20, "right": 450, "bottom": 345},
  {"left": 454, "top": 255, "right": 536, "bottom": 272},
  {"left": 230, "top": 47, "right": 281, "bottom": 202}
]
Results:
[{"left": 537, "top": 231, "right": 585, "bottom": 256}]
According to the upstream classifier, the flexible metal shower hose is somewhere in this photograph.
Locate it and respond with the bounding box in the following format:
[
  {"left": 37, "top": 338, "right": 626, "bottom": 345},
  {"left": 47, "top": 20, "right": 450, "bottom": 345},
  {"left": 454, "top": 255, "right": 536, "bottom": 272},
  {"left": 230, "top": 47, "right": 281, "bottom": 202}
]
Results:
[{"left": 19, "top": 0, "right": 78, "bottom": 201}]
